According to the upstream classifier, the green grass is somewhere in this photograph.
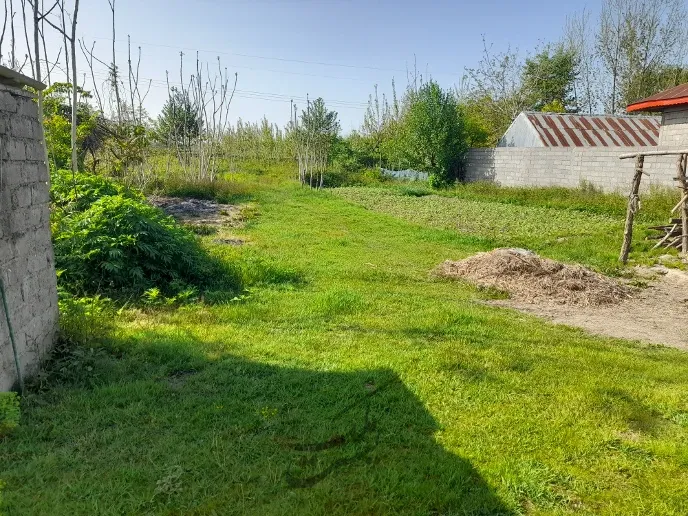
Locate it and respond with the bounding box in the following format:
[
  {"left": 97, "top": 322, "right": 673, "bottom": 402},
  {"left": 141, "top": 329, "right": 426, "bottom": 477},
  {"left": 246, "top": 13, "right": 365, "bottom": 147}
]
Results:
[
  {"left": 440, "top": 181, "right": 678, "bottom": 222},
  {"left": 2, "top": 178, "right": 688, "bottom": 515},
  {"left": 333, "top": 185, "right": 680, "bottom": 273}
]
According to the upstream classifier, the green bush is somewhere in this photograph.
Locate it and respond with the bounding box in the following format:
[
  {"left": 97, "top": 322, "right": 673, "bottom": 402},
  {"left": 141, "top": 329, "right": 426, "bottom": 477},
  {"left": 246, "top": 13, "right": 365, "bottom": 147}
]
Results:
[
  {"left": 51, "top": 168, "right": 142, "bottom": 214},
  {"left": 53, "top": 194, "right": 239, "bottom": 298},
  {"left": 0, "top": 392, "right": 20, "bottom": 438}
]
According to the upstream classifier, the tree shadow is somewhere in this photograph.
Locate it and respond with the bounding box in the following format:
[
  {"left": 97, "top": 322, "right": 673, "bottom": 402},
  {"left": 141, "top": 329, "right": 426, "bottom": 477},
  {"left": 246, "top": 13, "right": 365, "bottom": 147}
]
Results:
[{"left": 3, "top": 335, "right": 514, "bottom": 515}]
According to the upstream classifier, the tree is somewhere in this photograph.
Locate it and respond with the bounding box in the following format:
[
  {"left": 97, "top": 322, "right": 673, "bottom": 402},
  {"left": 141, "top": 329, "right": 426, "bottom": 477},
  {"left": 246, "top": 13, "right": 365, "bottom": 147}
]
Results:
[
  {"left": 41, "top": 0, "right": 80, "bottom": 175},
  {"left": 597, "top": 0, "right": 687, "bottom": 112},
  {"left": 464, "top": 39, "right": 530, "bottom": 142},
  {"left": 362, "top": 84, "right": 384, "bottom": 168},
  {"left": 404, "top": 81, "right": 467, "bottom": 187},
  {"left": 522, "top": 45, "right": 578, "bottom": 112},
  {"left": 42, "top": 82, "right": 99, "bottom": 171},
  {"left": 157, "top": 87, "right": 202, "bottom": 163},
  {"left": 565, "top": 8, "right": 599, "bottom": 114},
  {"left": 292, "top": 97, "right": 340, "bottom": 189}
]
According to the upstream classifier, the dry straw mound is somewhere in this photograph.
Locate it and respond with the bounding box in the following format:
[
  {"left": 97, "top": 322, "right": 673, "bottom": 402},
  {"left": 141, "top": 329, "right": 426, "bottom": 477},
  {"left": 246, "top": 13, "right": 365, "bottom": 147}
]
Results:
[{"left": 437, "top": 248, "right": 631, "bottom": 306}]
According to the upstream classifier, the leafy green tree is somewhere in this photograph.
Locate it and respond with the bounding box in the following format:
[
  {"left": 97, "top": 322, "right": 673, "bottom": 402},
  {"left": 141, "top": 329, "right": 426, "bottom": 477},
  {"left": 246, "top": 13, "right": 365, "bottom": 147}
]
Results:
[
  {"left": 458, "top": 100, "right": 494, "bottom": 148},
  {"left": 404, "top": 81, "right": 467, "bottom": 187},
  {"left": 42, "top": 83, "right": 100, "bottom": 171},
  {"left": 624, "top": 65, "right": 688, "bottom": 106},
  {"left": 293, "top": 97, "right": 340, "bottom": 188},
  {"left": 301, "top": 97, "right": 340, "bottom": 141},
  {"left": 157, "top": 87, "right": 203, "bottom": 161},
  {"left": 522, "top": 46, "right": 578, "bottom": 112}
]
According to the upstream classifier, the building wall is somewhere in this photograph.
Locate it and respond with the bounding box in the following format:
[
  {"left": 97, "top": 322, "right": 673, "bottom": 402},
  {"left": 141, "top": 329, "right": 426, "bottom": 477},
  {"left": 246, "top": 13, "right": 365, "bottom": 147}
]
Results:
[
  {"left": 660, "top": 106, "right": 688, "bottom": 148},
  {"left": 464, "top": 147, "right": 677, "bottom": 192},
  {"left": 0, "top": 83, "right": 58, "bottom": 392},
  {"left": 498, "top": 113, "right": 544, "bottom": 148}
]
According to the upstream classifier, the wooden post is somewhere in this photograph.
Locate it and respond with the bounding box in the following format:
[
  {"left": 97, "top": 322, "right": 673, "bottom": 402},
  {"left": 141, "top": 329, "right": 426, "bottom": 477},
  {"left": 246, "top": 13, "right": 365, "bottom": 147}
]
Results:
[
  {"left": 678, "top": 153, "right": 688, "bottom": 254},
  {"left": 619, "top": 155, "right": 645, "bottom": 263}
]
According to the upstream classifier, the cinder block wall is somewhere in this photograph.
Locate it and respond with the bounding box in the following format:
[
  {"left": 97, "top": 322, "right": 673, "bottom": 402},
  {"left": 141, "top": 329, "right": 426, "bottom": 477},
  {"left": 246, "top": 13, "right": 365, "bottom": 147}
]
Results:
[
  {"left": 0, "top": 82, "right": 58, "bottom": 391},
  {"left": 464, "top": 147, "right": 678, "bottom": 192},
  {"left": 660, "top": 107, "right": 688, "bottom": 148}
]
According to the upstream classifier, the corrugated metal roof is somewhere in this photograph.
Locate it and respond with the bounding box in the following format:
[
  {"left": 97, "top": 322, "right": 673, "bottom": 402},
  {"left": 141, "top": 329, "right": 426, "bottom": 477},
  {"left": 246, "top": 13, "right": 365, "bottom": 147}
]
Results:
[
  {"left": 627, "top": 83, "right": 688, "bottom": 112},
  {"left": 525, "top": 112, "right": 660, "bottom": 147}
]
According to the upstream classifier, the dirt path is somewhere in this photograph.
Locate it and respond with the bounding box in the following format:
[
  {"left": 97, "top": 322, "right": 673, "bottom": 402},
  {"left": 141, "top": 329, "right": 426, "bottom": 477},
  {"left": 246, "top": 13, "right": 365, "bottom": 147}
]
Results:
[{"left": 492, "top": 267, "right": 688, "bottom": 351}]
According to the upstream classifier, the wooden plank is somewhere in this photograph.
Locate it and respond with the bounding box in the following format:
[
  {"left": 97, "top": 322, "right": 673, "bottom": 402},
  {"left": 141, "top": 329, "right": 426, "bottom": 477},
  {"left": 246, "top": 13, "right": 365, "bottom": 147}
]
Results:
[
  {"left": 679, "top": 154, "right": 688, "bottom": 253},
  {"left": 653, "top": 224, "right": 679, "bottom": 249},
  {"left": 620, "top": 155, "right": 645, "bottom": 263},
  {"left": 620, "top": 149, "right": 688, "bottom": 159}
]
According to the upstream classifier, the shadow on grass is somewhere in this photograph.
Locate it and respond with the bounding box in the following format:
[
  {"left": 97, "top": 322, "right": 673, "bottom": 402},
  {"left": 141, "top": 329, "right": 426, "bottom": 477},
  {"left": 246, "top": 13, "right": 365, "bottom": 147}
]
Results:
[{"left": 3, "top": 334, "right": 514, "bottom": 515}]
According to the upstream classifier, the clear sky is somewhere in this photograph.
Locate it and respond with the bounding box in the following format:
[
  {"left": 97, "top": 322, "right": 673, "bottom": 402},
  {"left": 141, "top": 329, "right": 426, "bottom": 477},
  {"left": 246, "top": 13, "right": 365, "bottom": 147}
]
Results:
[{"left": 41, "top": 0, "right": 600, "bottom": 132}]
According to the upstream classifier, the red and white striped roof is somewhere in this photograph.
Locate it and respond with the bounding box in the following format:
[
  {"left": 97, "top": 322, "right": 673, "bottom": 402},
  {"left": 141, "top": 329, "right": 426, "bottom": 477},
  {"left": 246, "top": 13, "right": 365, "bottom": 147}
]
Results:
[{"left": 526, "top": 112, "right": 660, "bottom": 147}]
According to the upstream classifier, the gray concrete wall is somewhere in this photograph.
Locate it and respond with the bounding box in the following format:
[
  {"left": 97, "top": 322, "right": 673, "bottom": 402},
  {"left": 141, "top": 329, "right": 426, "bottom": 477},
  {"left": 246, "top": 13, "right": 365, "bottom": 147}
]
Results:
[
  {"left": 464, "top": 147, "right": 677, "bottom": 192},
  {"left": 660, "top": 106, "right": 688, "bottom": 148},
  {"left": 0, "top": 82, "right": 58, "bottom": 392}
]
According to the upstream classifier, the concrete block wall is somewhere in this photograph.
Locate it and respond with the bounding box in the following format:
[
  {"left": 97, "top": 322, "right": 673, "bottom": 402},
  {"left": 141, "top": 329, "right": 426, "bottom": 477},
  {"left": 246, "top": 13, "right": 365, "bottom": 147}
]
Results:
[
  {"left": 0, "top": 82, "right": 58, "bottom": 392},
  {"left": 464, "top": 147, "right": 678, "bottom": 193},
  {"left": 660, "top": 106, "right": 688, "bottom": 148}
]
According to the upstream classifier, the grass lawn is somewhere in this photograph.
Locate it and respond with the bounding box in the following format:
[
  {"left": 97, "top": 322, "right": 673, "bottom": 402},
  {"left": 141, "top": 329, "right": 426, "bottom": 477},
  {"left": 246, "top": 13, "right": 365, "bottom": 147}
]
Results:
[
  {"left": 332, "top": 185, "right": 678, "bottom": 273},
  {"left": 2, "top": 180, "right": 688, "bottom": 515}
]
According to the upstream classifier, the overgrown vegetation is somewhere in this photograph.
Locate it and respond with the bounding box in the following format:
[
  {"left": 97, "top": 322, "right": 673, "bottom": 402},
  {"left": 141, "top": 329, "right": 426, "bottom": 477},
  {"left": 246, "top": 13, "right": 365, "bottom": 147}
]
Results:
[{"left": 51, "top": 169, "right": 239, "bottom": 301}]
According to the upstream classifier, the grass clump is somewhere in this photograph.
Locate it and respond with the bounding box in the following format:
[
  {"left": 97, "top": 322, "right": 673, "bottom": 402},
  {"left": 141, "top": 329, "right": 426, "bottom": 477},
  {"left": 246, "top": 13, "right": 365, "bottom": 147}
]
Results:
[
  {"left": 56, "top": 288, "right": 115, "bottom": 346},
  {"left": 0, "top": 393, "right": 20, "bottom": 438},
  {"left": 155, "top": 176, "right": 254, "bottom": 204}
]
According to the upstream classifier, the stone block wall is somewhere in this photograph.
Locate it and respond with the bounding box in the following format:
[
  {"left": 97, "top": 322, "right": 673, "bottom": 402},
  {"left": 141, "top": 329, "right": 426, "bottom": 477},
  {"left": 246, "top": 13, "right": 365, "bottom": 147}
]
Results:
[
  {"left": 0, "top": 81, "right": 58, "bottom": 392},
  {"left": 659, "top": 106, "right": 688, "bottom": 148},
  {"left": 464, "top": 147, "right": 678, "bottom": 192}
]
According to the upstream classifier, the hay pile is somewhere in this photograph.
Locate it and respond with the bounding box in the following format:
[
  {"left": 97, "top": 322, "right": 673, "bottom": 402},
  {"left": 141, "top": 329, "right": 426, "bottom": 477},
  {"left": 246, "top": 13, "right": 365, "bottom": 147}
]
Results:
[{"left": 437, "top": 248, "right": 632, "bottom": 306}]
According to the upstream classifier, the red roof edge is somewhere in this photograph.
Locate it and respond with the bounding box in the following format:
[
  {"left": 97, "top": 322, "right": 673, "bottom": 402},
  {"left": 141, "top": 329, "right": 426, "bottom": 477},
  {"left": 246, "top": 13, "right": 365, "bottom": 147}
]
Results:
[{"left": 627, "top": 96, "right": 688, "bottom": 113}]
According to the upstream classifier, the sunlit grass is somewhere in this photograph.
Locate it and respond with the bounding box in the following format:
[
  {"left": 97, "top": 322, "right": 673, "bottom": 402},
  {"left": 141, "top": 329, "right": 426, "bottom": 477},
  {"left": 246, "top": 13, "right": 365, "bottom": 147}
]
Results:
[{"left": 2, "top": 177, "right": 687, "bottom": 515}]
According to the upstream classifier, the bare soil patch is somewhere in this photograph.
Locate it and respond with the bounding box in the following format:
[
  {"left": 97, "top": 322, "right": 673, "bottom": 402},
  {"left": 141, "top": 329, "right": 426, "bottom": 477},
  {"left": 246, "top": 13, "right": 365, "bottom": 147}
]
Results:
[
  {"left": 493, "top": 267, "right": 688, "bottom": 350},
  {"left": 437, "top": 248, "right": 631, "bottom": 306},
  {"left": 438, "top": 249, "right": 688, "bottom": 350},
  {"left": 148, "top": 196, "right": 244, "bottom": 228}
]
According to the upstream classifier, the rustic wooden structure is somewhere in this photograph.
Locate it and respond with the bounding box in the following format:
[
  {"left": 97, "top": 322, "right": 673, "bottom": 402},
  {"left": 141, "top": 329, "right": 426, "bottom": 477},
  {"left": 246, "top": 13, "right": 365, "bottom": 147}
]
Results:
[{"left": 618, "top": 149, "right": 688, "bottom": 263}]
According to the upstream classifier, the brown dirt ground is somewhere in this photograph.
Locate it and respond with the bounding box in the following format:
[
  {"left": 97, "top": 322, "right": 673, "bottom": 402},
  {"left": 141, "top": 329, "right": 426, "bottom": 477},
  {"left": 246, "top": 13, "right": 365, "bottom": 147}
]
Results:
[{"left": 490, "top": 266, "right": 688, "bottom": 351}]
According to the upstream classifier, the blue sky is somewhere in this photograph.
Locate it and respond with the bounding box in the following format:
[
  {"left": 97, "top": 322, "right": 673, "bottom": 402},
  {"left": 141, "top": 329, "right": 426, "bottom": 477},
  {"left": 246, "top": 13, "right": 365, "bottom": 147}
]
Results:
[{"left": 47, "top": 0, "right": 600, "bottom": 132}]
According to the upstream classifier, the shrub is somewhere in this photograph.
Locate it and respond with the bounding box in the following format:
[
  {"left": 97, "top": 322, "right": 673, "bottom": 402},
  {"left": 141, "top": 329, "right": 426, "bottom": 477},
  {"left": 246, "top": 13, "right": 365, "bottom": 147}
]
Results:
[
  {"left": 53, "top": 194, "right": 238, "bottom": 298},
  {"left": 405, "top": 81, "right": 467, "bottom": 186},
  {"left": 51, "top": 168, "right": 142, "bottom": 214},
  {"left": 0, "top": 392, "right": 20, "bottom": 438}
]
